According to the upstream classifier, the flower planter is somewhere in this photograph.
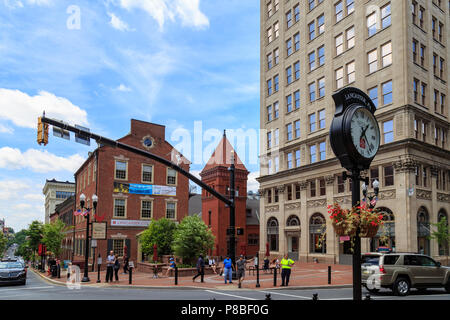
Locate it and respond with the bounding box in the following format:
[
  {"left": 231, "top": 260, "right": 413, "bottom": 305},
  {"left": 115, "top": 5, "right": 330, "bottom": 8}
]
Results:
[
  {"left": 359, "top": 224, "right": 379, "bottom": 238},
  {"left": 332, "top": 222, "right": 357, "bottom": 237}
]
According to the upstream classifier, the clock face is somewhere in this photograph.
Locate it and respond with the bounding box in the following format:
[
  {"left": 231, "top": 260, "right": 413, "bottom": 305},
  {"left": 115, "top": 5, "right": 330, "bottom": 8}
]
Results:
[{"left": 350, "top": 106, "right": 380, "bottom": 159}]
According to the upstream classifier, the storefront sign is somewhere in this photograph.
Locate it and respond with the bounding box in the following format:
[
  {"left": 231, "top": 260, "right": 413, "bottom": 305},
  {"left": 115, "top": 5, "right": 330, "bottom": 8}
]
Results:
[
  {"left": 110, "top": 220, "right": 151, "bottom": 227},
  {"left": 113, "top": 182, "right": 176, "bottom": 196},
  {"left": 340, "top": 236, "right": 350, "bottom": 241}
]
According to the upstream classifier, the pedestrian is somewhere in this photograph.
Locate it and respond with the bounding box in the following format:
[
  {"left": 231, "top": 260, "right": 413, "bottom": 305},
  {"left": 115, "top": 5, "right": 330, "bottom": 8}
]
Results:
[
  {"left": 123, "top": 255, "right": 129, "bottom": 274},
  {"left": 208, "top": 257, "right": 217, "bottom": 274},
  {"left": 236, "top": 255, "right": 246, "bottom": 288},
  {"left": 105, "top": 250, "right": 115, "bottom": 283},
  {"left": 192, "top": 255, "right": 205, "bottom": 283},
  {"left": 222, "top": 255, "right": 234, "bottom": 284},
  {"left": 114, "top": 254, "right": 120, "bottom": 282},
  {"left": 263, "top": 257, "right": 270, "bottom": 273},
  {"left": 280, "top": 254, "right": 295, "bottom": 287},
  {"left": 166, "top": 256, "right": 176, "bottom": 276}
]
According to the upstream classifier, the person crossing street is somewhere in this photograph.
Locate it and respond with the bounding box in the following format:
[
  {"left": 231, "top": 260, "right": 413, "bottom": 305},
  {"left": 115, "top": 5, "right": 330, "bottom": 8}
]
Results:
[{"left": 280, "top": 254, "right": 295, "bottom": 287}]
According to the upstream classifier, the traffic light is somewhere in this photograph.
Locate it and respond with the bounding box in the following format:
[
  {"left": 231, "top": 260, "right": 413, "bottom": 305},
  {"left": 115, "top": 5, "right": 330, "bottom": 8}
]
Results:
[{"left": 37, "top": 117, "right": 49, "bottom": 146}]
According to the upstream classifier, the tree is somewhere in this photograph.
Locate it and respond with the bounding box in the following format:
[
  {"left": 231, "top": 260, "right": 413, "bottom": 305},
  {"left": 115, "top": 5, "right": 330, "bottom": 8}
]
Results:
[
  {"left": 139, "top": 218, "right": 177, "bottom": 260},
  {"left": 429, "top": 217, "right": 450, "bottom": 266},
  {"left": 0, "top": 232, "right": 7, "bottom": 257},
  {"left": 42, "top": 219, "right": 70, "bottom": 258},
  {"left": 172, "top": 216, "right": 215, "bottom": 265},
  {"left": 27, "top": 220, "right": 44, "bottom": 253}
]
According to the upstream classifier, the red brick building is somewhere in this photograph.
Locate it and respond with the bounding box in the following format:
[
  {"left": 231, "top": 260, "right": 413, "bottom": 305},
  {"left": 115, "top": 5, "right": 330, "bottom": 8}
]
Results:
[
  {"left": 200, "top": 133, "right": 259, "bottom": 258},
  {"left": 50, "top": 195, "right": 75, "bottom": 261},
  {"left": 71, "top": 119, "right": 190, "bottom": 268}
]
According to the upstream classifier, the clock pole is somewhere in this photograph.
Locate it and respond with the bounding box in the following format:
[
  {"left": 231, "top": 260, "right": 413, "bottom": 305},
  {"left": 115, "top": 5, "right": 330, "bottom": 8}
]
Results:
[{"left": 351, "top": 169, "right": 362, "bottom": 301}]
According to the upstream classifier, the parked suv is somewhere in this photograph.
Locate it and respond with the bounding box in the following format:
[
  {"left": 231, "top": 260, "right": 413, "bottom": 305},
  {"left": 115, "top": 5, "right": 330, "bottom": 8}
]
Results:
[{"left": 361, "top": 252, "right": 450, "bottom": 296}]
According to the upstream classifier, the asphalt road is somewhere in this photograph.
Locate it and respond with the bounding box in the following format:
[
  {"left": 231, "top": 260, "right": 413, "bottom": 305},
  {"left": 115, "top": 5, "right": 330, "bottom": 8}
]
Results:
[{"left": 0, "top": 269, "right": 449, "bottom": 301}]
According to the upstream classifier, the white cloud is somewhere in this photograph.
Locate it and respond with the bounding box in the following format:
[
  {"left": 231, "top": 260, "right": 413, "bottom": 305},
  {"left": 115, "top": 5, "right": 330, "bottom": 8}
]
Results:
[
  {"left": 115, "top": 84, "right": 132, "bottom": 92},
  {"left": 0, "top": 123, "right": 14, "bottom": 134},
  {"left": 247, "top": 171, "right": 260, "bottom": 193},
  {"left": 108, "top": 12, "right": 133, "bottom": 31},
  {"left": 119, "top": 0, "right": 209, "bottom": 30},
  {"left": 0, "top": 89, "right": 89, "bottom": 129},
  {"left": 26, "top": 0, "right": 51, "bottom": 5},
  {"left": 0, "top": 147, "right": 85, "bottom": 173}
]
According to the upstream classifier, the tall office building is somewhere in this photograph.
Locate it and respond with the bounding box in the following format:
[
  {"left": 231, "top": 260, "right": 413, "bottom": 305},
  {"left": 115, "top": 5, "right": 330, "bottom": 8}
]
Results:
[{"left": 258, "top": 0, "right": 449, "bottom": 264}]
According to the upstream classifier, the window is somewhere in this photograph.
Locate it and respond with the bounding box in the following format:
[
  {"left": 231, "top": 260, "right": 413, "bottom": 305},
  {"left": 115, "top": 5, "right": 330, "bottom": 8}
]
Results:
[
  {"left": 274, "top": 156, "right": 279, "bottom": 172},
  {"left": 367, "top": 12, "right": 377, "bottom": 37},
  {"left": 368, "top": 87, "right": 378, "bottom": 108},
  {"left": 114, "top": 199, "right": 126, "bottom": 217},
  {"left": 412, "top": 39, "right": 418, "bottom": 63},
  {"left": 267, "top": 105, "right": 273, "bottom": 122},
  {"left": 411, "top": 1, "right": 417, "bottom": 24},
  {"left": 381, "top": 3, "right": 391, "bottom": 28},
  {"left": 287, "top": 152, "right": 293, "bottom": 169},
  {"left": 268, "top": 159, "right": 273, "bottom": 175},
  {"left": 267, "top": 79, "right": 272, "bottom": 96},
  {"left": 346, "top": 0, "right": 354, "bottom": 14},
  {"left": 383, "top": 120, "right": 394, "bottom": 143},
  {"left": 438, "top": 22, "right": 443, "bottom": 42},
  {"left": 274, "top": 101, "right": 279, "bottom": 118},
  {"left": 267, "top": 2, "right": 273, "bottom": 17},
  {"left": 286, "top": 10, "right": 293, "bottom": 28},
  {"left": 346, "top": 26, "right": 355, "bottom": 49},
  {"left": 287, "top": 123, "right": 293, "bottom": 141},
  {"left": 337, "top": 175, "right": 345, "bottom": 193},
  {"left": 318, "top": 77, "right": 325, "bottom": 98},
  {"left": 294, "top": 90, "right": 300, "bottom": 109},
  {"left": 310, "top": 145, "right": 317, "bottom": 163},
  {"left": 286, "top": 66, "right": 292, "bottom": 84},
  {"left": 419, "top": 7, "right": 425, "bottom": 29},
  {"left": 286, "top": 38, "right": 293, "bottom": 56},
  {"left": 420, "top": 82, "right": 427, "bottom": 106},
  {"left": 309, "top": 113, "right": 316, "bottom": 132},
  {"left": 318, "top": 45, "right": 325, "bottom": 66},
  {"left": 319, "top": 178, "right": 326, "bottom": 196},
  {"left": 346, "top": 61, "right": 355, "bottom": 83},
  {"left": 166, "top": 202, "right": 176, "bottom": 219},
  {"left": 318, "top": 14, "right": 324, "bottom": 34},
  {"left": 384, "top": 166, "right": 394, "bottom": 186},
  {"left": 440, "top": 58, "right": 445, "bottom": 79},
  {"left": 381, "top": 42, "right": 392, "bottom": 67},
  {"left": 286, "top": 94, "right": 292, "bottom": 112},
  {"left": 335, "top": 1, "right": 343, "bottom": 22},
  {"left": 167, "top": 168, "right": 177, "bottom": 185},
  {"left": 294, "top": 33, "right": 300, "bottom": 51},
  {"left": 370, "top": 167, "right": 379, "bottom": 186},
  {"left": 267, "top": 27, "right": 273, "bottom": 43},
  {"left": 336, "top": 67, "right": 344, "bottom": 89},
  {"left": 368, "top": 49, "right": 377, "bottom": 73},
  {"left": 294, "top": 61, "right": 300, "bottom": 80},
  {"left": 267, "top": 53, "right": 273, "bottom": 69},
  {"left": 309, "top": 21, "right": 315, "bottom": 41},
  {"left": 335, "top": 34, "right": 344, "bottom": 55},
  {"left": 274, "top": 48, "right": 279, "bottom": 65},
  {"left": 274, "top": 128, "right": 279, "bottom": 146},
  {"left": 319, "top": 142, "right": 326, "bottom": 160},
  {"left": 274, "top": 21, "right": 279, "bottom": 38},
  {"left": 310, "top": 213, "right": 326, "bottom": 253},
  {"left": 440, "top": 93, "right": 446, "bottom": 114},
  {"left": 413, "top": 78, "right": 419, "bottom": 102},
  {"left": 319, "top": 109, "right": 326, "bottom": 129},
  {"left": 309, "top": 82, "right": 316, "bottom": 102},
  {"left": 295, "top": 150, "right": 301, "bottom": 167},
  {"left": 294, "top": 5, "right": 300, "bottom": 22},
  {"left": 274, "top": 0, "right": 279, "bottom": 12},
  {"left": 274, "top": 75, "right": 279, "bottom": 92},
  {"left": 142, "top": 165, "right": 153, "bottom": 182},
  {"left": 113, "top": 239, "right": 124, "bottom": 257},
  {"left": 309, "top": 0, "right": 315, "bottom": 11},
  {"left": 420, "top": 45, "right": 425, "bottom": 67},
  {"left": 267, "top": 131, "right": 272, "bottom": 149},
  {"left": 295, "top": 120, "right": 300, "bottom": 138},
  {"left": 382, "top": 80, "right": 393, "bottom": 105},
  {"left": 141, "top": 200, "right": 152, "bottom": 219},
  {"left": 310, "top": 180, "right": 316, "bottom": 197},
  {"left": 115, "top": 161, "right": 127, "bottom": 180},
  {"left": 295, "top": 184, "right": 301, "bottom": 199},
  {"left": 309, "top": 51, "right": 316, "bottom": 71}
]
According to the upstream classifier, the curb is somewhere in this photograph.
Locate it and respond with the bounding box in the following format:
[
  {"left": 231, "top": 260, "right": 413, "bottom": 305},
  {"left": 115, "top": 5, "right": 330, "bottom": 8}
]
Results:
[{"left": 31, "top": 269, "right": 353, "bottom": 291}]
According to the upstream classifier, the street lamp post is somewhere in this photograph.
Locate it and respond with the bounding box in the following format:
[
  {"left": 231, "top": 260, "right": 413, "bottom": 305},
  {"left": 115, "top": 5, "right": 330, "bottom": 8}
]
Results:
[
  {"left": 362, "top": 179, "right": 379, "bottom": 209},
  {"left": 80, "top": 193, "right": 98, "bottom": 283}
]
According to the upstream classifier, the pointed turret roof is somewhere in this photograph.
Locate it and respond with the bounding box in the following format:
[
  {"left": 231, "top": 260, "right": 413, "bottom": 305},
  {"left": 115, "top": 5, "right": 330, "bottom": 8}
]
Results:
[{"left": 201, "top": 130, "right": 248, "bottom": 173}]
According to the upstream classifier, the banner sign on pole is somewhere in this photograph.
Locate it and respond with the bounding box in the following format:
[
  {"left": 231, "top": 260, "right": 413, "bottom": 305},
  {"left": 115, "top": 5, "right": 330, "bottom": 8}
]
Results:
[{"left": 113, "top": 182, "right": 176, "bottom": 196}]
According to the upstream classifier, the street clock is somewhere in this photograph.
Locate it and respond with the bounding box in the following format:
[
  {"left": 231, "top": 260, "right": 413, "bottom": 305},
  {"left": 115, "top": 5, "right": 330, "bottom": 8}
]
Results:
[{"left": 330, "top": 87, "right": 380, "bottom": 171}]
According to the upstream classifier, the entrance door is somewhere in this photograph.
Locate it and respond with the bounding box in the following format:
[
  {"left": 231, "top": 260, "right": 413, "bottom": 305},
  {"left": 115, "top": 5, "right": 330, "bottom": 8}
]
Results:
[
  {"left": 339, "top": 238, "right": 353, "bottom": 265},
  {"left": 287, "top": 236, "right": 299, "bottom": 261}
]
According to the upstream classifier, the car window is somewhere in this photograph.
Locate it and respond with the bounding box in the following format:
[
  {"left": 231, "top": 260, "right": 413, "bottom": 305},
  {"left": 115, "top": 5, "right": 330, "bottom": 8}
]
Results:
[
  {"left": 0, "top": 262, "right": 23, "bottom": 269},
  {"left": 361, "top": 255, "right": 380, "bottom": 266},
  {"left": 404, "top": 255, "right": 420, "bottom": 266},
  {"left": 419, "top": 256, "right": 437, "bottom": 267},
  {"left": 383, "top": 255, "right": 399, "bottom": 265}
]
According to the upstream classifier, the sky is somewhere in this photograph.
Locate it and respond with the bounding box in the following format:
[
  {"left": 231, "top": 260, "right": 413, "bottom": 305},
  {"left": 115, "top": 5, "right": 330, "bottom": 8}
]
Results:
[{"left": 0, "top": 0, "right": 261, "bottom": 232}]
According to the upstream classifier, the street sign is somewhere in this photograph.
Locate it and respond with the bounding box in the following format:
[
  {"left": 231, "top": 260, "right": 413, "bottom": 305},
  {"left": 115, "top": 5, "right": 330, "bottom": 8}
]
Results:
[
  {"left": 75, "top": 124, "right": 90, "bottom": 146},
  {"left": 128, "top": 261, "right": 134, "bottom": 269},
  {"left": 92, "top": 222, "right": 107, "bottom": 240},
  {"left": 53, "top": 122, "right": 70, "bottom": 140}
]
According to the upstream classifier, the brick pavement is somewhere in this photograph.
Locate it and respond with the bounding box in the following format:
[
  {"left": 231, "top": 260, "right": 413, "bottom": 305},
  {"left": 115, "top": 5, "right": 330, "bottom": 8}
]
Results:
[{"left": 32, "top": 262, "right": 353, "bottom": 290}]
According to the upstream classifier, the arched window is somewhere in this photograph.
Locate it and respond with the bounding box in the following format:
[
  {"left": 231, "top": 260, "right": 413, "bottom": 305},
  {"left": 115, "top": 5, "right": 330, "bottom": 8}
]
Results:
[
  {"left": 267, "top": 217, "right": 279, "bottom": 251},
  {"left": 417, "top": 207, "right": 430, "bottom": 255},
  {"left": 309, "top": 213, "right": 326, "bottom": 253},
  {"left": 287, "top": 215, "right": 300, "bottom": 227},
  {"left": 371, "top": 207, "right": 396, "bottom": 251}
]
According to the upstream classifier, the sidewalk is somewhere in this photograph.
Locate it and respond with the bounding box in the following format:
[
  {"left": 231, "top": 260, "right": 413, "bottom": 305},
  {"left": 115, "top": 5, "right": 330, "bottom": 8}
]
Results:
[{"left": 32, "top": 262, "right": 353, "bottom": 290}]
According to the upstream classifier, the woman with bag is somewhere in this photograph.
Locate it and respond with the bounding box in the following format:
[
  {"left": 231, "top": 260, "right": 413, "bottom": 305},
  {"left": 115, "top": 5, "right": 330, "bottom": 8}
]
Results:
[{"left": 114, "top": 254, "right": 120, "bottom": 282}]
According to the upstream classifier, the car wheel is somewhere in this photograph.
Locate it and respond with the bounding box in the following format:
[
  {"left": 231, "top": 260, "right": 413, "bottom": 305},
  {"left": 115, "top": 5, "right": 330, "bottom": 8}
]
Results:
[{"left": 393, "top": 277, "right": 410, "bottom": 296}]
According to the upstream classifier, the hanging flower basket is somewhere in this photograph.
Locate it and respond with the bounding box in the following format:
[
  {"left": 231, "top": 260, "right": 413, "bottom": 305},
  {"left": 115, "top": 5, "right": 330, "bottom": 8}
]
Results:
[
  {"left": 332, "top": 221, "right": 357, "bottom": 237},
  {"left": 359, "top": 223, "right": 380, "bottom": 238}
]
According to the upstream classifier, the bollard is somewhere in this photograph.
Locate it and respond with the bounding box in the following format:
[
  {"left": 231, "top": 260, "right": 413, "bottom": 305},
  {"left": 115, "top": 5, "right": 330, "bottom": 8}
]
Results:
[
  {"left": 312, "top": 293, "right": 319, "bottom": 301},
  {"left": 273, "top": 267, "right": 277, "bottom": 287},
  {"left": 129, "top": 267, "right": 132, "bottom": 284},
  {"left": 265, "top": 293, "right": 272, "bottom": 300},
  {"left": 57, "top": 264, "right": 61, "bottom": 279},
  {"left": 175, "top": 266, "right": 178, "bottom": 285},
  {"left": 97, "top": 264, "right": 101, "bottom": 283},
  {"left": 256, "top": 265, "right": 260, "bottom": 288},
  {"left": 365, "top": 294, "right": 371, "bottom": 300},
  {"left": 328, "top": 266, "right": 331, "bottom": 284}
]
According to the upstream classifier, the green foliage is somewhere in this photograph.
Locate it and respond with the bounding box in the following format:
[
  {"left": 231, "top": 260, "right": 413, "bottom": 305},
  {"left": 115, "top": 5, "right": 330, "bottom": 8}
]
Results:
[
  {"left": 429, "top": 217, "right": 450, "bottom": 265},
  {"left": 139, "top": 218, "right": 178, "bottom": 258},
  {"left": 42, "top": 219, "right": 70, "bottom": 257},
  {"left": 27, "top": 220, "right": 44, "bottom": 252},
  {"left": 0, "top": 232, "right": 7, "bottom": 257},
  {"left": 172, "top": 216, "right": 215, "bottom": 265}
]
